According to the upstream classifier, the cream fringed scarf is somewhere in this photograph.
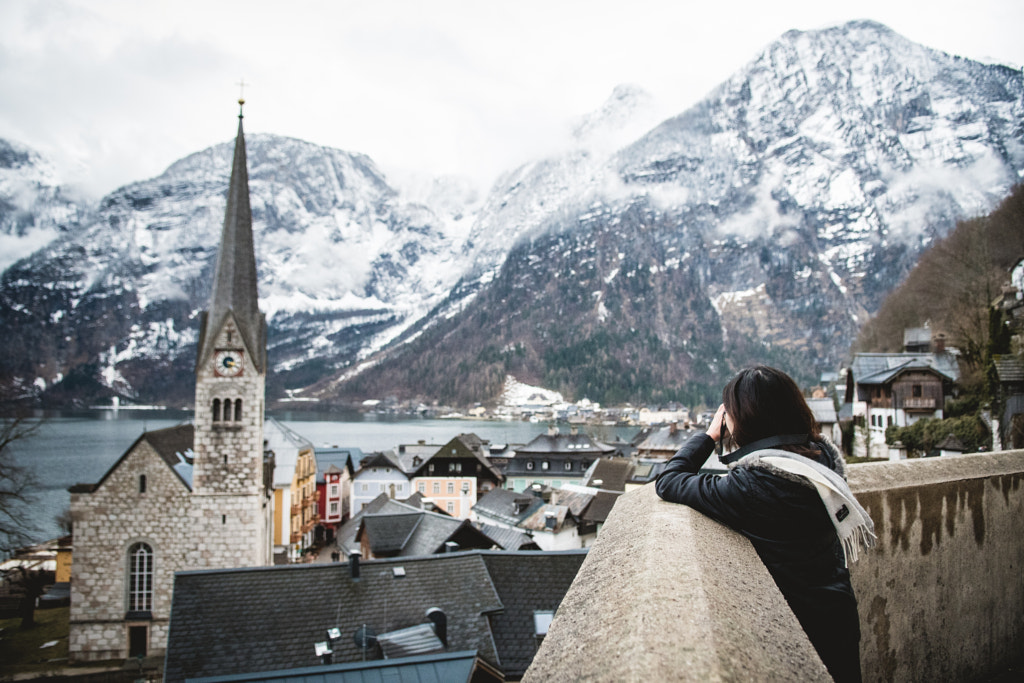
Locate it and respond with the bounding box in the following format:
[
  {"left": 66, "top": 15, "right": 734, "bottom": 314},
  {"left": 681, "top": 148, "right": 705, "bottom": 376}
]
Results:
[{"left": 735, "top": 447, "right": 877, "bottom": 567}]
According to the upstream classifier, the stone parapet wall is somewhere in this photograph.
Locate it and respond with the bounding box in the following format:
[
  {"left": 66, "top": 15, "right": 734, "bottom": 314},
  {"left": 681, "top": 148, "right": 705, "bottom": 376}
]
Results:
[
  {"left": 849, "top": 450, "right": 1024, "bottom": 682},
  {"left": 526, "top": 451, "right": 1024, "bottom": 682},
  {"left": 523, "top": 484, "right": 831, "bottom": 682}
]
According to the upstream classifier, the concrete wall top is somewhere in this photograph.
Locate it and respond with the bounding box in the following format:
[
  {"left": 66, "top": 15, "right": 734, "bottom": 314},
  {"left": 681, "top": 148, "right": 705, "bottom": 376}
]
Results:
[
  {"left": 848, "top": 450, "right": 1024, "bottom": 491},
  {"left": 523, "top": 484, "right": 831, "bottom": 682}
]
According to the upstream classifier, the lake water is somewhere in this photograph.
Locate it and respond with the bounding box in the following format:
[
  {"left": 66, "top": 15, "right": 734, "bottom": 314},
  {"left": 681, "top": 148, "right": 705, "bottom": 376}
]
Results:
[{"left": 8, "top": 410, "right": 640, "bottom": 546}]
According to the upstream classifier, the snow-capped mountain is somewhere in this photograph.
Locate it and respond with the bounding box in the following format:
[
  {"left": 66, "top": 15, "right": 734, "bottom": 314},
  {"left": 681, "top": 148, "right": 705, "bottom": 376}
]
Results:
[
  {"left": 0, "top": 134, "right": 473, "bottom": 404},
  {"left": 0, "top": 138, "right": 92, "bottom": 273},
  {"left": 1, "top": 20, "right": 1022, "bottom": 408},
  {"left": 322, "top": 21, "right": 1024, "bottom": 406}
]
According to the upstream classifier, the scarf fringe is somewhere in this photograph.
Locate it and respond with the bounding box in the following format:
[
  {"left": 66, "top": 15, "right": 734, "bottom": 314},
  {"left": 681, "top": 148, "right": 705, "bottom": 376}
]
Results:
[{"left": 841, "top": 524, "right": 878, "bottom": 567}]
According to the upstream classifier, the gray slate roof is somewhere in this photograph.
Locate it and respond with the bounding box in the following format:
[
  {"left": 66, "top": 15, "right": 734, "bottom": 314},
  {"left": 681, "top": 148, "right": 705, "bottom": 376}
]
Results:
[
  {"left": 994, "top": 355, "right": 1024, "bottom": 383},
  {"left": 357, "top": 505, "right": 495, "bottom": 557},
  {"left": 334, "top": 495, "right": 425, "bottom": 554},
  {"left": 807, "top": 398, "right": 838, "bottom": 424},
  {"left": 851, "top": 352, "right": 960, "bottom": 384},
  {"left": 472, "top": 488, "right": 541, "bottom": 526},
  {"left": 584, "top": 458, "right": 634, "bottom": 491},
  {"left": 479, "top": 551, "right": 587, "bottom": 678},
  {"left": 165, "top": 550, "right": 586, "bottom": 682},
  {"left": 635, "top": 425, "right": 696, "bottom": 455},
  {"left": 516, "top": 432, "right": 616, "bottom": 456},
  {"left": 314, "top": 446, "right": 360, "bottom": 485},
  {"left": 475, "top": 523, "right": 538, "bottom": 551},
  {"left": 165, "top": 554, "right": 503, "bottom": 682}
]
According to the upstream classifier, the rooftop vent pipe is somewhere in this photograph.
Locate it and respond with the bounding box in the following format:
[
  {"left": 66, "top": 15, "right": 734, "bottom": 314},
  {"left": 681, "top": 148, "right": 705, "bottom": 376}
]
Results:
[
  {"left": 349, "top": 551, "right": 361, "bottom": 580},
  {"left": 426, "top": 607, "right": 448, "bottom": 647}
]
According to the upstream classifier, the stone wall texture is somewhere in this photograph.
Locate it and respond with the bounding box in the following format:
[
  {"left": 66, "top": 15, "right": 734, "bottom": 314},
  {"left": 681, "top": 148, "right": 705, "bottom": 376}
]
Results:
[
  {"left": 69, "top": 441, "right": 193, "bottom": 660},
  {"left": 69, "top": 318, "right": 272, "bottom": 661},
  {"left": 849, "top": 450, "right": 1024, "bottom": 682}
]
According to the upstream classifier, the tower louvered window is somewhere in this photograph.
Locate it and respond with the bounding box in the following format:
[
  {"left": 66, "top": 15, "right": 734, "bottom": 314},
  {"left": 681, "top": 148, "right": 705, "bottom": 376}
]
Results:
[
  {"left": 212, "top": 399, "right": 221, "bottom": 422},
  {"left": 234, "top": 398, "right": 242, "bottom": 421}
]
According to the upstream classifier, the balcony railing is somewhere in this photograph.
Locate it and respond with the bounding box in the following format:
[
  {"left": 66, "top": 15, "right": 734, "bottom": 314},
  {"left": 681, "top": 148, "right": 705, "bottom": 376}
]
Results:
[{"left": 901, "top": 397, "right": 936, "bottom": 410}]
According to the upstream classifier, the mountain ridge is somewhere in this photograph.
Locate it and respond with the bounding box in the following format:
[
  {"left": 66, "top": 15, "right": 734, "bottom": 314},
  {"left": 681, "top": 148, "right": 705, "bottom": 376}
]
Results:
[{"left": 1, "top": 20, "right": 1022, "bottom": 408}]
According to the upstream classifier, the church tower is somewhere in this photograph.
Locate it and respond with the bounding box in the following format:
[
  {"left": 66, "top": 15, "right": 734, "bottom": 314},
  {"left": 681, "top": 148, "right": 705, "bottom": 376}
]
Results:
[{"left": 190, "top": 99, "right": 272, "bottom": 567}]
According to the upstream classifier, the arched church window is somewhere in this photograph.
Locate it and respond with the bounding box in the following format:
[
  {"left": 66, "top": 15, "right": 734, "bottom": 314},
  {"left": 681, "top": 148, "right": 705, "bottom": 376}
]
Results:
[
  {"left": 212, "top": 399, "right": 221, "bottom": 422},
  {"left": 234, "top": 398, "right": 242, "bottom": 421},
  {"left": 222, "top": 399, "right": 233, "bottom": 422},
  {"left": 128, "top": 543, "right": 153, "bottom": 612}
]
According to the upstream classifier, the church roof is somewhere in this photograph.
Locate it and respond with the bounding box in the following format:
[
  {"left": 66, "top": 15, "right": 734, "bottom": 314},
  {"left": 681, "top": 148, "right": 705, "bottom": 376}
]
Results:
[
  {"left": 198, "top": 109, "right": 266, "bottom": 372},
  {"left": 70, "top": 423, "right": 195, "bottom": 493}
]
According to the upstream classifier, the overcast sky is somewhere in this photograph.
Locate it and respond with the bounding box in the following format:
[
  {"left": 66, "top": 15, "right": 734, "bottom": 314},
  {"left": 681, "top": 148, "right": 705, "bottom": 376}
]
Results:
[{"left": 1, "top": 0, "right": 1022, "bottom": 199}]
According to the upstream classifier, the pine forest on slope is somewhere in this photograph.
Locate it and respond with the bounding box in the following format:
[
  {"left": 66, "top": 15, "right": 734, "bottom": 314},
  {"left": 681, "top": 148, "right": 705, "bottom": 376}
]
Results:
[{"left": 0, "top": 20, "right": 1022, "bottom": 408}]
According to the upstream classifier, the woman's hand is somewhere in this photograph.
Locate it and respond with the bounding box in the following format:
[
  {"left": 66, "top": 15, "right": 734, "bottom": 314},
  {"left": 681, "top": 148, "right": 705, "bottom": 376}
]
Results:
[{"left": 706, "top": 404, "right": 727, "bottom": 442}]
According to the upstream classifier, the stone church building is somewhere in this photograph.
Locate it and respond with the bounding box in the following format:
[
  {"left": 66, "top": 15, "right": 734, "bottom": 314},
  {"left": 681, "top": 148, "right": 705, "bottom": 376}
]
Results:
[{"left": 68, "top": 104, "right": 274, "bottom": 661}]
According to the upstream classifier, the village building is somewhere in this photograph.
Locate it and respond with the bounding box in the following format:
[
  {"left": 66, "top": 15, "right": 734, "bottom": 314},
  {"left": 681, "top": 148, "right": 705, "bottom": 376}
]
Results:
[
  {"left": 633, "top": 422, "right": 695, "bottom": 459},
  {"left": 993, "top": 355, "right": 1024, "bottom": 449},
  {"left": 409, "top": 434, "right": 504, "bottom": 518},
  {"left": 314, "top": 446, "right": 359, "bottom": 544},
  {"left": 163, "top": 550, "right": 586, "bottom": 682},
  {"left": 846, "top": 344, "right": 960, "bottom": 459},
  {"left": 472, "top": 486, "right": 601, "bottom": 551},
  {"left": 350, "top": 452, "right": 412, "bottom": 515},
  {"left": 355, "top": 499, "right": 497, "bottom": 559},
  {"left": 635, "top": 404, "right": 690, "bottom": 425},
  {"left": 265, "top": 418, "right": 318, "bottom": 562},
  {"left": 807, "top": 397, "right": 843, "bottom": 445},
  {"left": 67, "top": 104, "right": 273, "bottom": 661},
  {"left": 504, "top": 426, "right": 616, "bottom": 492}
]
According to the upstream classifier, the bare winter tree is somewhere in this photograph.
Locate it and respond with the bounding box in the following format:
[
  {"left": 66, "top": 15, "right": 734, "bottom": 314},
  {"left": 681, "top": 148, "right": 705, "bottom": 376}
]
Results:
[{"left": 0, "top": 416, "right": 42, "bottom": 557}]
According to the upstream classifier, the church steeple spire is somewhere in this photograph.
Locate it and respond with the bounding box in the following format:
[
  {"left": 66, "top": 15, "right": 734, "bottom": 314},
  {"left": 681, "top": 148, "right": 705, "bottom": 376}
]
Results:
[{"left": 197, "top": 104, "right": 266, "bottom": 372}]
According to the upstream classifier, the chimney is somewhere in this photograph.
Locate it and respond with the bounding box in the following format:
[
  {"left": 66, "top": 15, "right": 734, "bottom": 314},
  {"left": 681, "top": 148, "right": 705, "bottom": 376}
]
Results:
[
  {"left": 669, "top": 422, "right": 678, "bottom": 435},
  {"left": 544, "top": 511, "right": 558, "bottom": 530},
  {"left": 934, "top": 333, "right": 946, "bottom": 353},
  {"left": 570, "top": 425, "right": 578, "bottom": 436},
  {"left": 548, "top": 425, "right": 558, "bottom": 437},
  {"left": 349, "top": 551, "right": 361, "bottom": 580},
  {"left": 426, "top": 607, "right": 448, "bottom": 647}
]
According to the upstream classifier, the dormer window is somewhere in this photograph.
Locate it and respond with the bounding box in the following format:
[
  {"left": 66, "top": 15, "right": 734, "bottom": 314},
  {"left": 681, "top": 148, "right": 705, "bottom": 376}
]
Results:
[
  {"left": 564, "top": 461, "right": 572, "bottom": 471},
  {"left": 534, "top": 610, "right": 554, "bottom": 640},
  {"left": 526, "top": 461, "right": 535, "bottom": 471},
  {"left": 542, "top": 461, "right": 550, "bottom": 471}
]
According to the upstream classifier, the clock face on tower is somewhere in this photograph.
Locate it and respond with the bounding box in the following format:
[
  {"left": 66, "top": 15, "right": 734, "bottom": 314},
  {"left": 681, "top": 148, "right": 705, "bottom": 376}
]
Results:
[{"left": 213, "top": 349, "right": 244, "bottom": 377}]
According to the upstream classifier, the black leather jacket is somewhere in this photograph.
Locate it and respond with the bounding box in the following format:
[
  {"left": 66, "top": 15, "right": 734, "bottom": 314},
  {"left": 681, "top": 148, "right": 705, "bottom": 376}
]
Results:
[{"left": 655, "top": 432, "right": 861, "bottom": 683}]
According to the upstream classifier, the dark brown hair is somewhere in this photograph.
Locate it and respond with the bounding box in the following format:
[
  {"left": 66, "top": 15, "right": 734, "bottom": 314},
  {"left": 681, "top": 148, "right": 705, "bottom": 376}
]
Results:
[{"left": 722, "top": 365, "right": 820, "bottom": 449}]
